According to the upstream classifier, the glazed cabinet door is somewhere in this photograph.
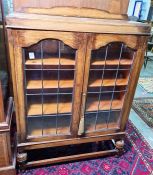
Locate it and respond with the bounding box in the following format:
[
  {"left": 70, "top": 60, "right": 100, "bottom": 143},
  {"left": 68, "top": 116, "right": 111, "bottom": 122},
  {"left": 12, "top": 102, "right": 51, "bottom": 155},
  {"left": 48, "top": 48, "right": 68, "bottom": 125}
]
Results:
[
  {"left": 79, "top": 34, "right": 147, "bottom": 136},
  {"left": 10, "top": 30, "right": 86, "bottom": 142}
]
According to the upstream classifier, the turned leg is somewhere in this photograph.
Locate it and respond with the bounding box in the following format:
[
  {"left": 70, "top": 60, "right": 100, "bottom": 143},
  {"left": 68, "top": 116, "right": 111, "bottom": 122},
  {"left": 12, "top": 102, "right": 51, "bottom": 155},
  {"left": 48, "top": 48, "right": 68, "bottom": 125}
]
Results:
[
  {"left": 17, "top": 152, "right": 27, "bottom": 170},
  {"left": 115, "top": 140, "right": 124, "bottom": 156}
]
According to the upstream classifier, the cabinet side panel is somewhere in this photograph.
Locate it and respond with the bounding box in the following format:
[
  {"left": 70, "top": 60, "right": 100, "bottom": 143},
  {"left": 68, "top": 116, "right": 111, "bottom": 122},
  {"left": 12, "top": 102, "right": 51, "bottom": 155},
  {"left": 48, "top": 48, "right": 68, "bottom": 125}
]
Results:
[
  {"left": 14, "top": 38, "right": 26, "bottom": 142},
  {"left": 9, "top": 30, "right": 26, "bottom": 142},
  {"left": 120, "top": 36, "right": 148, "bottom": 131},
  {"left": 0, "top": 134, "right": 10, "bottom": 167},
  {"left": 7, "top": 29, "right": 24, "bottom": 142}
]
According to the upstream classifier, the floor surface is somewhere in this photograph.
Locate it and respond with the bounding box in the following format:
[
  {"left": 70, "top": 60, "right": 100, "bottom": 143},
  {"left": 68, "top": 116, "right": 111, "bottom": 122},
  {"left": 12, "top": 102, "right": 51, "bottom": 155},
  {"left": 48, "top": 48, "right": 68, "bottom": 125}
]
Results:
[{"left": 130, "top": 59, "right": 153, "bottom": 148}]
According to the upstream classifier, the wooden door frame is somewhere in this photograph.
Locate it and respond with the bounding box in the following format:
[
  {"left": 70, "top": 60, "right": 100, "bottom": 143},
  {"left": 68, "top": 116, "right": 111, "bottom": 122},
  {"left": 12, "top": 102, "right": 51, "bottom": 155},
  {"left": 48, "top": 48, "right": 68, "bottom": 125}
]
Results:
[
  {"left": 80, "top": 34, "right": 146, "bottom": 136},
  {"left": 120, "top": 36, "right": 148, "bottom": 131},
  {"left": 8, "top": 29, "right": 87, "bottom": 142}
]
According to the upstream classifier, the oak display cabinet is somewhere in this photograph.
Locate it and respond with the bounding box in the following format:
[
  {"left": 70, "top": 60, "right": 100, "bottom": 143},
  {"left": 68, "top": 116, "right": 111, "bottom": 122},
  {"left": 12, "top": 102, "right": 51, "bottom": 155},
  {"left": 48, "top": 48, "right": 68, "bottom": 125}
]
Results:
[{"left": 6, "top": 0, "right": 150, "bottom": 168}]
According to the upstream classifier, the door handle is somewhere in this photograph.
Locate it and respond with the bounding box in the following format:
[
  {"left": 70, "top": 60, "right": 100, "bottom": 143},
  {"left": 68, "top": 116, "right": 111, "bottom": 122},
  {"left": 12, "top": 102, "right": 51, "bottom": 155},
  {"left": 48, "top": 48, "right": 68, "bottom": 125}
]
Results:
[
  {"left": 78, "top": 115, "right": 84, "bottom": 136},
  {"left": 78, "top": 93, "right": 86, "bottom": 135}
]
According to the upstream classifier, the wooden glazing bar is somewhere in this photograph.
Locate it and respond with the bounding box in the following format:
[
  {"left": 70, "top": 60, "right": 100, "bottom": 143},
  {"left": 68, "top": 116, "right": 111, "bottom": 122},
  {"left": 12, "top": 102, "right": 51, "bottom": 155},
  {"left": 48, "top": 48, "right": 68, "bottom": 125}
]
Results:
[
  {"left": 106, "top": 44, "right": 124, "bottom": 128},
  {"left": 94, "top": 46, "right": 108, "bottom": 131},
  {"left": 40, "top": 42, "right": 44, "bottom": 136}
]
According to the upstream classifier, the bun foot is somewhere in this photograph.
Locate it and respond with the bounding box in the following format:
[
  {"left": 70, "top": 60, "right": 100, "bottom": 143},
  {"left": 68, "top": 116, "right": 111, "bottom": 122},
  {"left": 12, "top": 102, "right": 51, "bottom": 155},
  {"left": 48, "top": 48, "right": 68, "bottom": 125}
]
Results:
[
  {"left": 17, "top": 152, "right": 27, "bottom": 171},
  {"left": 115, "top": 140, "right": 124, "bottom": 156}
]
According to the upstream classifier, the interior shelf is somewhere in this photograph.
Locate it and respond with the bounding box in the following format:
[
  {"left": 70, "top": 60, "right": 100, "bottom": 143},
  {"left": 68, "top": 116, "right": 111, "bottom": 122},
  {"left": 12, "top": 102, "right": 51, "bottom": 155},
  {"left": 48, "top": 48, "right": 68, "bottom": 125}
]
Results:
[
  {"left": 27, "top": 97, "right": 72, "bottom": 116},
  {"left": 27, "top": 116, "right": 71, "bottom": 136},
  {"left": 26, "top": 78, "right": 128, "bottom": 90},
  {"left": 27, "top": 95, "right": 123, "bottom": 116},
  {"left": 85, "top": 110, "right": 121, "bottom": 132},
  {"left": 27, "top": 109, "right": 120, "bottom": 136},
  {"left": 85, "top": 118, "right": 119, "bottom": 131},
  {"left": 91, "top": 58, "right": 132, "bottom": 66},
  {"left": 27, "top": 79, "right": 74, "bottom": 89},
  {"left": 25, "top": 57, "right": 75, "bottom": 66},
  {"left": 86, "top": 98, "right": 124, "bottom": 112},
  {"left": 89, "top": 78, "right": 128, "bottom": 87},
  {"left": 85, "top": 115, "right": 107, "bottom": 131},
  {"left": 25, "top": 58, "right": 132, "bottom": 67}
]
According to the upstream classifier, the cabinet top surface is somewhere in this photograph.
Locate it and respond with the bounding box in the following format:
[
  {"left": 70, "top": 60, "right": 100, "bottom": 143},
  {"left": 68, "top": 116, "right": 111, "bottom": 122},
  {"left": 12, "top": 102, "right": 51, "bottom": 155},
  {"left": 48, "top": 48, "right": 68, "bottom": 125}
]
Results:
[{"left": 6, "top": 13, "right": 151, "bottom": 35}]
